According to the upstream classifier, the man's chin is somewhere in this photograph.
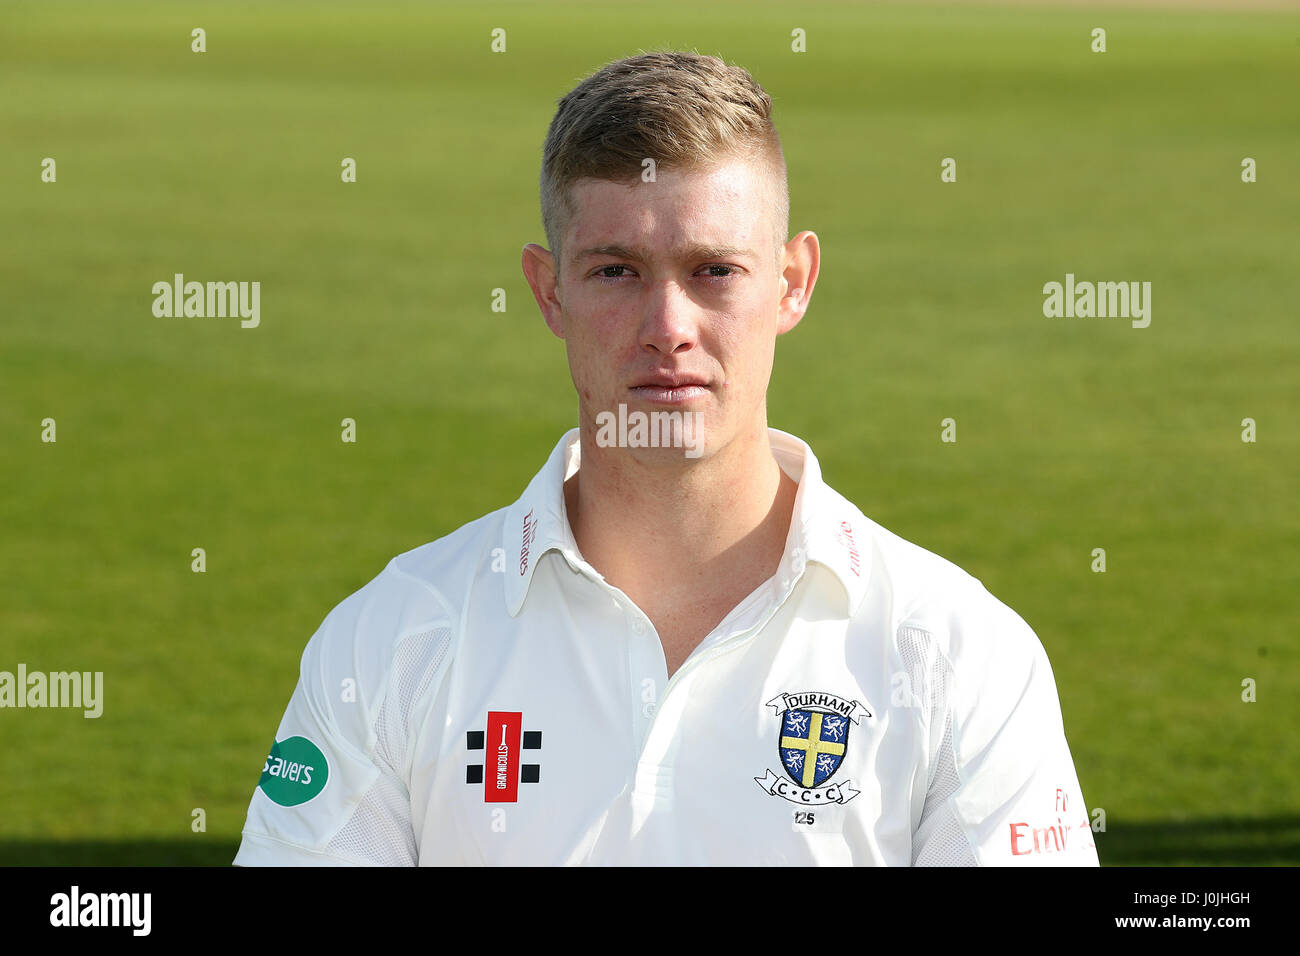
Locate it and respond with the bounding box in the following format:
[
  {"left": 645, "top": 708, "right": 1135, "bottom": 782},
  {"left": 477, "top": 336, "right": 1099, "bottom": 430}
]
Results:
[{"left": 590, "top": 402, "right": 709, "bottom": 460}]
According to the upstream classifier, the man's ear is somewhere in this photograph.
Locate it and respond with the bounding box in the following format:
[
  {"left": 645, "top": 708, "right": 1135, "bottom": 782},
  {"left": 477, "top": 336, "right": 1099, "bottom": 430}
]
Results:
[
  {"left": 522, "top": 243, "right": 565, "bottom": 339},
  {"left": 777, "top": 231, "right": 820, "bottom": 336}
]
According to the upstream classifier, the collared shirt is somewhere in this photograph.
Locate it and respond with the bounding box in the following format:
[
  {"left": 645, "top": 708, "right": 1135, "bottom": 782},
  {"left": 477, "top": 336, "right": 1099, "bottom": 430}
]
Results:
[{"left": 234, "top": 427, "right": 1099, "bottom": 866}]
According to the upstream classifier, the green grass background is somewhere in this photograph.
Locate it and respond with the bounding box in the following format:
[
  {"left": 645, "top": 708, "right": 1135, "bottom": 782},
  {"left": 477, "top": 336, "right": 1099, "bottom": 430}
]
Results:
[{"left": 1, "top": 0, "right": 1297, "bottom": 865}]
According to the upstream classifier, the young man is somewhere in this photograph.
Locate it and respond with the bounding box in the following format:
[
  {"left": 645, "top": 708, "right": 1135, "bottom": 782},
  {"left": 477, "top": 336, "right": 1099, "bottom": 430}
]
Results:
[{"left": 234, "top": 52, "right": 1099, "bottom": 866}]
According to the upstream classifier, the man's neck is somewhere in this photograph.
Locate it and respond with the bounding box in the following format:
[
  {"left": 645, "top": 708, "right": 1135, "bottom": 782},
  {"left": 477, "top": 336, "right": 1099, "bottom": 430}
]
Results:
[{"left": 563, "top": 417, "right": 799, "bottom": 665}]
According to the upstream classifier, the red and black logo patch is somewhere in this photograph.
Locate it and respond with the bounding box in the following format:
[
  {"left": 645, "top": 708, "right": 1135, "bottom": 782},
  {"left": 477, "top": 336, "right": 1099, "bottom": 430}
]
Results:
[{"left": 466, "top": 711, "right": 541, "bottom": 802}]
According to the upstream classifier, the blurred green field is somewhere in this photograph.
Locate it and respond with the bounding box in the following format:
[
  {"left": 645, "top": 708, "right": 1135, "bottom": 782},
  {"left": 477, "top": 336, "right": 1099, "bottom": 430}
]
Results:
[{"left": 1, "top": 0, "right": 1297, "bottom": 866}]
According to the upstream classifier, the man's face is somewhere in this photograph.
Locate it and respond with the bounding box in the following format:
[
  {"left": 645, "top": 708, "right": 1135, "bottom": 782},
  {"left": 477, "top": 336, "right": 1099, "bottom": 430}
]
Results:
[{"left": 524, "top": 154, "right": 813, "bottom": 464}]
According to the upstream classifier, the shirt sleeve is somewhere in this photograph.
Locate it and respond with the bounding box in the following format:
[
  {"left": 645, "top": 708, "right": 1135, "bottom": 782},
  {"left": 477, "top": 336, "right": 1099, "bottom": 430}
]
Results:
[
  {"left": 233, "top": 579, "right": 454, "bottom": 867},
  {"left": 910, "top": 583, "right": 1099, "bottom": 867}
]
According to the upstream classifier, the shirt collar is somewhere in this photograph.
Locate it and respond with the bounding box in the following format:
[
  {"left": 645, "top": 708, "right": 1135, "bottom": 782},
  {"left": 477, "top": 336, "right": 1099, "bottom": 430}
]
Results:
[{"left": 502, "top": 427, "right": 871, "bottom": 618}]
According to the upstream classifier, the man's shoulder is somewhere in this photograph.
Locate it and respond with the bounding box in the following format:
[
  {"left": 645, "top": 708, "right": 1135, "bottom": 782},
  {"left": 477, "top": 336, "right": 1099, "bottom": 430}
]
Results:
[
  {"left": 850, "top": 504, "right": 1043, "bottom": 670},
  {"left": 271, "top": 505, "right": 514, "bottom": 757},
  {"left": 857, "top": 510, "right": 986, "bottom": 612},
  {"left": 303, "top": 505, "right": 510, "bottom": 674},
  {"left": 844, "top": 508, "right": 1058, "bottom": 741},
  {"left": 387, "top": 505, "right": 511, "bottom": 609}
]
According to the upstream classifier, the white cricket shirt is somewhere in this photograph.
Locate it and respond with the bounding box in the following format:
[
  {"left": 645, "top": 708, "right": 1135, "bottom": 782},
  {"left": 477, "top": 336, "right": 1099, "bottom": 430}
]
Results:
[{"left": 234, "top": 427, "right": 1099, "bottom": 866}]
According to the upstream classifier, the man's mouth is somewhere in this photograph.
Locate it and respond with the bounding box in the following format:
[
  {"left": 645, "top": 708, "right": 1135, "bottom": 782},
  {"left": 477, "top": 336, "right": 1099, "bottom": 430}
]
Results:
[{"left": 629, "top": 373, "right": 711, "bottom": 405}]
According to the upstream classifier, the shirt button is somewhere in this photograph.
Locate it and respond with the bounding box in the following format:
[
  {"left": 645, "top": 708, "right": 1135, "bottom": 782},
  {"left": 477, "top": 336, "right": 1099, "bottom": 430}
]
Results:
[{"left": 632, "top": 619, "right": 645, "bottom": 634}]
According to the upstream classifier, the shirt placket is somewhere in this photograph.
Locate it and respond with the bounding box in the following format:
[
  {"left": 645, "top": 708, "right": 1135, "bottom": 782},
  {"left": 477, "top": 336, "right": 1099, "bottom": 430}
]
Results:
[{"left": 626, "top": 537, "right": 814, "bottom": 808}]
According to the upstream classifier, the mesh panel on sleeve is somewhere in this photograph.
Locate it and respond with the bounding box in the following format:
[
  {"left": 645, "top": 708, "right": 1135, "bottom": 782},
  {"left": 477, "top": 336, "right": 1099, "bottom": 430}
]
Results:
[
  {"left": 900, "top": 625, "right": 975, "bottom": 866},
  {"left": 325, "top": 627, "right": 451, "bottom": 866},
  {"left": 897, "top": 625, "right": 949, "bottom": 780},
  {"left": 912, "top": 706, "right": 976, "bottom": 866},
  {"left": 325, "top": 766, "right": 417, "bottom": 865},
  {"left": 913, "top": 805, "right": 976, "bottom": 866},
  {"left": 375, "top": 627, "right": 452, "bottom": 776}
]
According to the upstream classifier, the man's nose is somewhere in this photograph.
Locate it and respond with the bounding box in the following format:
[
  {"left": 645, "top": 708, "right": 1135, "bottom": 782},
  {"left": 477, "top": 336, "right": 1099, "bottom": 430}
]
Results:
[{"left": 639, "top": 280, "right": 698, "bottom": 355}]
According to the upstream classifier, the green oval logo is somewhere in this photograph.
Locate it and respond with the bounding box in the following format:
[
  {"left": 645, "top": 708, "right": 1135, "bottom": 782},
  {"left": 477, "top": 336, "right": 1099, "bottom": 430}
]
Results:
[{"left": 258, "top": 736, "right": 329, "bottom": 807}]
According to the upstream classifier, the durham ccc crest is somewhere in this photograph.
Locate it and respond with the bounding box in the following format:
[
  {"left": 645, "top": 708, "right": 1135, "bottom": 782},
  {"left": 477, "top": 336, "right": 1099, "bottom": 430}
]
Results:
[{"left": 755, "top": 691, "right": 871, "bottom": 805}]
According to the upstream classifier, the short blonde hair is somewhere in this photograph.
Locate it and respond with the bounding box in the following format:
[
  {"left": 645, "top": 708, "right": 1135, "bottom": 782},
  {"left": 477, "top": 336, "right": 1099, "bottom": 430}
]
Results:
[{"left": 540, "top": 51, "right": 789, "bottom": 272}]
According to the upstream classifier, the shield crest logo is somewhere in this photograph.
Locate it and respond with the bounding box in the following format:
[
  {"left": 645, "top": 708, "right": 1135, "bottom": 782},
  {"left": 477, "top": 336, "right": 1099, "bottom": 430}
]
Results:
[{"left": 779, "top": 708, "right": 851, "bottom": 788}]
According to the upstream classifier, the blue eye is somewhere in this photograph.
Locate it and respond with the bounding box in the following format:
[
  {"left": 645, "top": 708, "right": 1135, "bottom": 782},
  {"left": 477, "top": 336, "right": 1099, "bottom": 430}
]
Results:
[{"left": 590, "top": 264, "right": 741, "bottom": 282}]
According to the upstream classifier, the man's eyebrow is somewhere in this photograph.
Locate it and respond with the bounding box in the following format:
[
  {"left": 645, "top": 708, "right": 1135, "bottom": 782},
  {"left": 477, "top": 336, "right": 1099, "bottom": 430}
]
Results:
[{"left": 572, "top": 243, "right": 758, "bottom": 263}]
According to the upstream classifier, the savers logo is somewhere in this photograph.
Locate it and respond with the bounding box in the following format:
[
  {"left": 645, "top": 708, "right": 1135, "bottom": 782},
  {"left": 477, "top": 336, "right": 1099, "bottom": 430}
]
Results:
[{"left": 259, "top": 736, "right": 328, "bottom": 807}]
